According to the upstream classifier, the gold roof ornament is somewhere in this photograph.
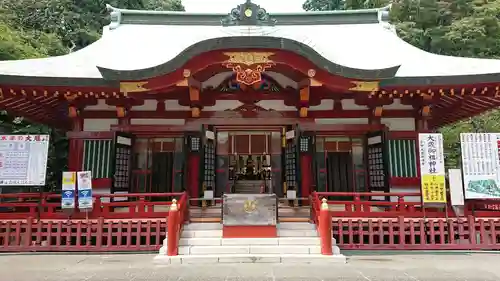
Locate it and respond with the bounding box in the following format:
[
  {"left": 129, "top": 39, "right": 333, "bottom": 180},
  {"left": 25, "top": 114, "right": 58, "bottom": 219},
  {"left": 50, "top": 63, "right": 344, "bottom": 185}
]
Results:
[
  {"left": 223, "top": 52, "right": 274, "bottom": 66},
  {"left": 222, "top": 52, "right": 276, "bottom": 86},
  {"left": 349, "top": 81, "right": 379, "bottom": 92},
  {"left": 119, "top": 81, "right": 148, "bottom": 93}
]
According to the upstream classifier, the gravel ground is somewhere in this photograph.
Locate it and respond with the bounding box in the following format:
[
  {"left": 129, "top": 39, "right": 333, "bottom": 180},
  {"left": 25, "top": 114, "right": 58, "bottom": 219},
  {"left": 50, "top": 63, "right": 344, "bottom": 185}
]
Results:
[{"left": 0, "top": 252, "right": 499, "bottom": 281}]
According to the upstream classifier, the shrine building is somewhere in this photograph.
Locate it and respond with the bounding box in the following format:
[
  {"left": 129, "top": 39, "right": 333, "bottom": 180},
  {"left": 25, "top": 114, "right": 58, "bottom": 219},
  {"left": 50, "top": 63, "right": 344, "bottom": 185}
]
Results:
[{"left": 1, "top": 1, "right": 500, "bottom": 203}]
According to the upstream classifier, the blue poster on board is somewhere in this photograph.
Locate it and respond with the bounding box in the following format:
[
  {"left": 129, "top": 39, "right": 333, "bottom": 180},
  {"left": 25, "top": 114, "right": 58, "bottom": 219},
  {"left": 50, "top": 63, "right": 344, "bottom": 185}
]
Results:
[{"left": 77, "top": 171, "right": 93, "bottom": 210}]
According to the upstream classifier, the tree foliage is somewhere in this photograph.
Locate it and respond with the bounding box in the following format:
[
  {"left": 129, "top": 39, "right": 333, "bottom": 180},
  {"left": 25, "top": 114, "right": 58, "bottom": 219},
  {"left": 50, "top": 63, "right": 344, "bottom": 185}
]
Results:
[
  {"left": 0, "top": 0, "right": 184, "bottom": 191},
  {"left": 303, "top": 0, "right": 500, "bottom": 169}
]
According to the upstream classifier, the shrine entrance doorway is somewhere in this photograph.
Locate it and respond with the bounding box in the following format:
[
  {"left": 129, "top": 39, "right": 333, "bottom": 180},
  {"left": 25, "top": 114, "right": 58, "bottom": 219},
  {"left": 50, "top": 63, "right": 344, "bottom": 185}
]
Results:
[{"left": 214, "top": 128, "right": 284, "bottom": 197}]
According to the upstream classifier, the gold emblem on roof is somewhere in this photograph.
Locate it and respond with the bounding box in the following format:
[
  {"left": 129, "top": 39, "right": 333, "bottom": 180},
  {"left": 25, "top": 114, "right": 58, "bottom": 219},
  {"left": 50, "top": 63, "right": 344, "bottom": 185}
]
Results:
[
  {"left": 223, "top": 52, "right": 274, "bottom": 66},
  {"left": 120, "top": 81, "right": 148, "bottom": 93},
  {"left": 243, "top": 199, "right": 257, "bottom": 213},
  {"left": 349, "top": 81, "right": 379, "bottom": 92},
  {"left": 222, "top": 52, "right": 275, "bottom": 86},
  {"left": 244, "top": 8, "right": 252, "bottom": 17}
]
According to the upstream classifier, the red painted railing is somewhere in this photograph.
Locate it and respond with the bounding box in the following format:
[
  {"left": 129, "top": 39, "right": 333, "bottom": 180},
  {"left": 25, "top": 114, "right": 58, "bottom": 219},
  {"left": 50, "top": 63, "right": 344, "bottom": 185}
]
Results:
[
  {"left": 2, "top": 215, "right": 500, "bottom": 252},
  {"left": 0, "top": 192, "right": 185, "bottom": 220},
  {"left": 333, "top": 216, "right": 500, "bottom": 250},
  {"left": 0, "top": 217, "right": 167, "bottom": 252},
  {"left": 314, "top": 191, "right": 455, "bottom": 218}
]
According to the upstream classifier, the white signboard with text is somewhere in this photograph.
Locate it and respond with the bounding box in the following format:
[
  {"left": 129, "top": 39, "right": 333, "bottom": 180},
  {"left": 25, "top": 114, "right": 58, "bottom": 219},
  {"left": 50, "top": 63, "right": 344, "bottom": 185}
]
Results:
[
  {"left": 418, "top": 133, "right": 446, "bottom": 203},
  {"left": 77, "top": 171, "right": 93, "bottom": 210},
  {"left": 0, "top": 135, "right": 49, "bottom": 186},
  {"left": 460, "top": 133, "right": 500, "bottom": 199}
]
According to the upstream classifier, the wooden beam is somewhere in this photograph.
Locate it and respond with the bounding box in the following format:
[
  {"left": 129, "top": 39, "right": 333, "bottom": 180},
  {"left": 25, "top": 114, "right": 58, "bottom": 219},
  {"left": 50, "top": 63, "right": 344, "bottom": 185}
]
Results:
[{"left": 80, "top": 109, "right": 415, "bottom": 119}]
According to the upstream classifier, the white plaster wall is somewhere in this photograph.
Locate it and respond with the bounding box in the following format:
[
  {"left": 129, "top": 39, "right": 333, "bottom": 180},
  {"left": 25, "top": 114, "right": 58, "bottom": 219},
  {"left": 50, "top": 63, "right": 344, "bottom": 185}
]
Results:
[
  {"left": 383, "top": 99, "right": 414, "bottom": 110},
  {"left": 203, "top": 100, "right": 242, "bottom": 111},
  {"left": 85, "top": 99, "right": 115, "bottom": 111},
  {"left": 132, "top": 100, "right": 158, "bottom": 111},
  {"left": 83, "top": 119, "right": 118, "bottom": 131},
  {"left": 165, "top": 100, "right": 190, "bottom": 111},
  {"left": 342, "top": 99, "right": 369, "bottom": 110},
  {"left": 257, "top": 100, "right": 296, "bottom": 111},
  {"left": 309, "top": 100, "right": 333, "bottom": 111},
  {"left": 130, "top": 119, "right": 186, "bottom": 125},
  {"left": 381, "top": 118, "right": 415, "bottom": 131},
  {"left": 202, "top": 72, "right": 231, "bottom": 89},
  {"left": 315, "top": 118, "right": 369, "bottom": 125}
]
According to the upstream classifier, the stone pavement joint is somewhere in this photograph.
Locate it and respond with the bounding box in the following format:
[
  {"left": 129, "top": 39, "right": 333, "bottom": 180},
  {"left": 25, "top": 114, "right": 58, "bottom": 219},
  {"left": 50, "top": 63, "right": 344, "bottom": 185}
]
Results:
[{"left": 1, "top": 253, "right": 500, "bottom": 280}]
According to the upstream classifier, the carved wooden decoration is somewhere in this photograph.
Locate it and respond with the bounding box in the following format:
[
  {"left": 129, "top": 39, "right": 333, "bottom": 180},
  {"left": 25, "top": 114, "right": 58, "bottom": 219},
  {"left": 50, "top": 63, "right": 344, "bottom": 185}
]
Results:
[
  {"left": 299, "top": 107, "right": 308, "bottom": 118},
  {"left": 421, "top": 105, "right": 431, "bottom": 117},
  {"left": 68, "top": 106, "right": 79, "bottom": 118},
  {"left": 373, "top": 106, "right": 383, "bottom": 117},
  {"left": 191, "top": 107, "right": 201, "bottom": 118},
  {"left": 116, "top": 106, "right": 127, "bottom": 118},
  {"left": 222, "top": 52, "right": 276, "bottom": 86}
]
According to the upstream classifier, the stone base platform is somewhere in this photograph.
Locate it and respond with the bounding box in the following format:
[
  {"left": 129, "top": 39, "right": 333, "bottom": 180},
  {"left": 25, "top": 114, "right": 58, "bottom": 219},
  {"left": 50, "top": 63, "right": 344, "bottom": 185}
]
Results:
[
  {"left": 156, "top": 222, "right": 346, "bottom": 265},
  {"left": 154, "top": 253, "right": 347, "bottom": 264}
]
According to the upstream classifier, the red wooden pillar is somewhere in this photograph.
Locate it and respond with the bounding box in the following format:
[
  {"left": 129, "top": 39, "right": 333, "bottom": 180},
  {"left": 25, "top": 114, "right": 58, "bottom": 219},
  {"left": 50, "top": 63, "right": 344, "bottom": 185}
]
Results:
[
  {"left": 166, "top": 199, "right": 179, "bottom": 256},
  {"left": 186, "top": 134, "right": 201, "bottom": 206},
  {"left": 319, "top": 198, "right": 333, "bottom": 255},
  {"left": 68, "top": 109, "right": 83, "bottom": 172}
]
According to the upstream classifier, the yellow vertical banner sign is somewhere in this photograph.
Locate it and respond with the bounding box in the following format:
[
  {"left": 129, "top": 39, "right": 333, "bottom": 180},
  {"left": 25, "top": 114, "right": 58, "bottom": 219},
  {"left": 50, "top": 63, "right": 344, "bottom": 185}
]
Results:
[{"left": 418, "top": 133, "right": 447, "bottom": 204}]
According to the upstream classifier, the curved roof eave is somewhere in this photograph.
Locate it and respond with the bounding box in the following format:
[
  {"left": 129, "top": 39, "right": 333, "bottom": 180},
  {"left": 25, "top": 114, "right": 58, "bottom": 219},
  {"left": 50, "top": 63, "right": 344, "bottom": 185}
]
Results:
[{"left": 97, "top": 36, "right": 400, "bottom": 81}]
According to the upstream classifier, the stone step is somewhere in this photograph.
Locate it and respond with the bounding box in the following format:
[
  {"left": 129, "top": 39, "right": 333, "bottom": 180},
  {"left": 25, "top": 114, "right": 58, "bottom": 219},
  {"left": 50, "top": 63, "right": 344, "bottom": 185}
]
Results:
[
  {"left": 171, "top": 229, "right": 318, "bottom": 238},
  {"left": 154, "top": 253, "right": 346, "bottom": 264},
  {"left": 176, "top": 237, "right": 325, "bottom": 247},
  {"left": 277, "top": 229, "right": 318, "bottom": 237},
  {"left": 176, "top": 245, "right": 340, "bottom": 255},
  {"left": 277, "top": 222, "right": 316, "bottom": 230},
  {"left": 160, "top": 244, "right": 341, "bottom": 256},
  {"left": 183, "top": 223, "right": 222, "bottom": 230},
  {"left": 181, "top": 230, "right": 222, "bottom": 238}
]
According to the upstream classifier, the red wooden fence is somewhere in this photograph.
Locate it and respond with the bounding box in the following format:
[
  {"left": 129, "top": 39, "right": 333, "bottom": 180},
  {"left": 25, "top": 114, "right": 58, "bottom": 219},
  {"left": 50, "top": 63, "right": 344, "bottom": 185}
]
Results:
[
  {"left": 0, "top": 192, "right": 183, "bottom": 220},
  {"left": 1, "top": 216, "right": 500, "bottom": 252},
  {"left": 314, "top": 191, "right": 500, "bottom": 218},
  {"left": 333, "top": 216, "right": 500, "bottom": 250},
  {"left": 0, "top": 218, "right": 167, "bottom": 252}
]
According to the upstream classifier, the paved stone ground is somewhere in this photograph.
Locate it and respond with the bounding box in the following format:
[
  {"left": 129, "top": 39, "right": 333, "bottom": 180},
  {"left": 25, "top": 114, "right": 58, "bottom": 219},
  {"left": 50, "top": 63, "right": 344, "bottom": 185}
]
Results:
[{"left": 1, "top": 252, "right": 500, "bottom": 281}]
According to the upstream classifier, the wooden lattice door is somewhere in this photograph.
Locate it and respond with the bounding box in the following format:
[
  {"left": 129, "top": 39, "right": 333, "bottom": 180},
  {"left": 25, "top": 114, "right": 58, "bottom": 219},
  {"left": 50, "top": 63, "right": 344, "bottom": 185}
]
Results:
[
  {"left": 284, "top": 125, "right": 300, "bottom": 198},
  {"left": 366, "top": 130, "right": 390, "bottom": 200},
  {"left": 111, "top": 132, "right": 135, "bottom": 200},
  {"left": 202, "top": 127, "right": 216, "bottom": 195}
]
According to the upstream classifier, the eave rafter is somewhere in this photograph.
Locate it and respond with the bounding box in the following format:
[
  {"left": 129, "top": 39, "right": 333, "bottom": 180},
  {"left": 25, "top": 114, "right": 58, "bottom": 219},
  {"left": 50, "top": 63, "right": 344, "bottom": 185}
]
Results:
[
  {"left": 0, "top": 85, "right": 121, "bottom": 128},
  {"left": 375, "top": 83, "right": 500, "bottom": 128}
]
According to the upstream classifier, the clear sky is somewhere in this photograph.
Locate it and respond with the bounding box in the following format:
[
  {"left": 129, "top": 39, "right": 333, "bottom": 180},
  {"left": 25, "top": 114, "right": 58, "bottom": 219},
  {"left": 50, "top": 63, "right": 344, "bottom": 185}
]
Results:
[{"left": 182, "top": 0, "right": 306, "bottom": 13}]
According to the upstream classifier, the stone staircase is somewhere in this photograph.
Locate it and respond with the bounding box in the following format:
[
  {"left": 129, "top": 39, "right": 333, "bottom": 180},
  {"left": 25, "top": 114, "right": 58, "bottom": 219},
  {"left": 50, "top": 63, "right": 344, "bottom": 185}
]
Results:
[{"left": 155, "top": 222, "right": 345, "bottom": 264}]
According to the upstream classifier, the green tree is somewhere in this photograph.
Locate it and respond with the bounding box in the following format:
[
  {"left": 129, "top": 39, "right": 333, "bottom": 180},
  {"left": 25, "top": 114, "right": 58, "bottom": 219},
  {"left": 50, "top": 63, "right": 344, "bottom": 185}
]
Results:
[
  {"left": 0, "top": 0, "right": 184, "bottom": 191},
  {"left": 303, "top": 0, "right": 500, "bottom": 168}
]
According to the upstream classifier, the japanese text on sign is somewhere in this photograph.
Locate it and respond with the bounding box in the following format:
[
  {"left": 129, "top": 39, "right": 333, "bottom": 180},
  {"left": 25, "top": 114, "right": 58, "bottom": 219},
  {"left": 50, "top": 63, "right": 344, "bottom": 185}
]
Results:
[
  {"left": 418, "top": 133, "right": 446, "bottom": 204},
  {"left": 460, "top": 133, "right": 500, "bottom": 199},
  {"left": 0, "top": 135, "right": 49, "bottom": 186}
]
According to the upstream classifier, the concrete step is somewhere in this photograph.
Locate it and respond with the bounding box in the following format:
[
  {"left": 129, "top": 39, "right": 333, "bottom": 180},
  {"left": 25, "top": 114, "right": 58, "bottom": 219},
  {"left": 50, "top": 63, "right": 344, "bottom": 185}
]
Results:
[
  {"left": 160, "top": 244, "right": 341, "bottom": 256},
  {"left": 277, "top": 222, "right": 316, "bottom": 230},
  {"left": 183, "top": 223, "right": 222, "bottom": 230},
  {"left": 277, "top": 229, "right": 318, "bottom": 237},
  {"left": 175, "top": 245, "right": 341, "bottom": 255},
  {"left": 175, "top": 237, "right": 325, "bottom": 247},
  {"left": 154, "top": 253, "right": 346, "bottom": 264},
  {"left": 181, "top": 230, "right": 222, "bottom": 238}
]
